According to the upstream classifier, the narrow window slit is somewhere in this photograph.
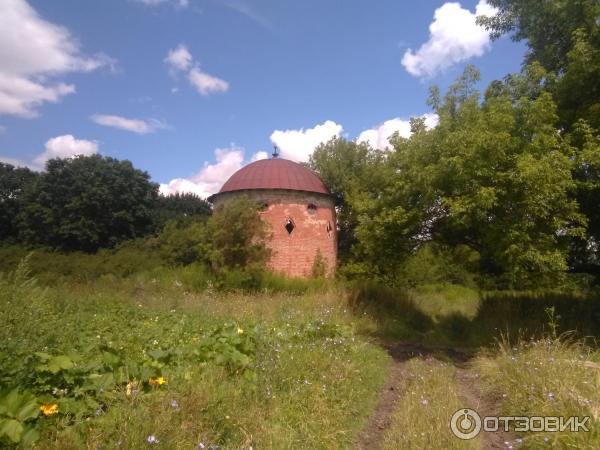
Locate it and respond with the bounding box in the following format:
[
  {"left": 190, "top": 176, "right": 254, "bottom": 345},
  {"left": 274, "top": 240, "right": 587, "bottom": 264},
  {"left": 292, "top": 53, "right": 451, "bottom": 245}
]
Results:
[{"left": 285, "top": 218, "right": 295, "bottom": 234}]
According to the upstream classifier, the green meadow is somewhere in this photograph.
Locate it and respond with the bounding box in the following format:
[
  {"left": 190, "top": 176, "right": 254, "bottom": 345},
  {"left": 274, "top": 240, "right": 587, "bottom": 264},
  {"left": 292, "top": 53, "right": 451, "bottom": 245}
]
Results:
[{"left": 1, "top": 253, "right": 598, "bottom": 449}]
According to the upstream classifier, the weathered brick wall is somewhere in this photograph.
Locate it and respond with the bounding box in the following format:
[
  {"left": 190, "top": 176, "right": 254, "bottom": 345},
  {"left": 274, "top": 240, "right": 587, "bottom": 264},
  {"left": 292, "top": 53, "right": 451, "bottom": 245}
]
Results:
[{"left": 212, "top": 189, "right": 337, "bottom": 277}]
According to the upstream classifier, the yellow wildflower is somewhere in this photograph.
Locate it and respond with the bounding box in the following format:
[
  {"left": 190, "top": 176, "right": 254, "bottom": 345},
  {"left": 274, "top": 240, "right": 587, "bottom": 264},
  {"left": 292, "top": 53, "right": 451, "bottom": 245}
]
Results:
[
  {"left": 40, "top": 403, "right": 59, "bottom": 416},
  {"left": 149, "top": 376, "right": 166, "bottom": 386},
  {"left": 237, "top": 327, "right": 244, "bottom": 334}
]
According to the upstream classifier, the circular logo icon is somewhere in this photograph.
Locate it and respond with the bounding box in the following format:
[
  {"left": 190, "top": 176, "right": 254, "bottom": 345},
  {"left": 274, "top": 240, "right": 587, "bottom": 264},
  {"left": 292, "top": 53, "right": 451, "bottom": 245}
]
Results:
[{"left": 450, "top": 408, "right": 482, "bottom": 440}]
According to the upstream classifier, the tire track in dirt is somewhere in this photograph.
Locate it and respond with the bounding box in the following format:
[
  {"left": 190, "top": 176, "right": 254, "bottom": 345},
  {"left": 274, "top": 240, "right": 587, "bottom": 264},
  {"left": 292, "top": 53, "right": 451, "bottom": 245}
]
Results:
[
  {"left": 356, "top": 343, "right": 462, "bottom": 449},
  {"left": 355, "top": 358, "right": 407, "bottom": 450},
  {"left": 455, "top": 366, "right": 518, "bottom": 449},
  {"left": 356, "top": 342, "right": 517, "bottom": 450}
]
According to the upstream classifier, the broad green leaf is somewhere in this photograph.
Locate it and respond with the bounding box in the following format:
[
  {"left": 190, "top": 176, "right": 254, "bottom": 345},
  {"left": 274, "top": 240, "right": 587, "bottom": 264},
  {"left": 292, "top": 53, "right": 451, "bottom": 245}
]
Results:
[
  {"left": 147, "top": 349, "right": 169, "bottom": 361},
  {"left": 34, "top": 352, "right": 51, "bottom": 361},
  {"left": 47, "top": 355, "right": 74, "bottom": 373},
  {"left": 16, "top": 397, "right": 39, "bottom": 422},
  {"left": 0, "top": 418, "right": 23, "bottom": 443},
  {"left": 21, "top": 427, "right": 40, "bottom": 446}
]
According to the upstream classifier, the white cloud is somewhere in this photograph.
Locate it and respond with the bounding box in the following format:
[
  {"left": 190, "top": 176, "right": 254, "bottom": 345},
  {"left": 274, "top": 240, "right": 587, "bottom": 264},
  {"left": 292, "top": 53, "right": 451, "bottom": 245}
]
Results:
[
  {"left": 357, "top": 113, "right": 439, "bottom": 150},
  {"left": 1, "top": 134, "right": 99, "bottom": 170},
  {"left": 251, "top": 151, "right": 268, "bottom": 162},
  {"left": 0, "top": 156, "right": 28, "bottom": 167},
  {"left": 159, "top": 114, "right": 438, "bottom": 197},
  {"left": 33, "top": 135, "right": 99, "bottom": 168},
  {"left": 0, "top": 0, "right": 113, "bottom": 118},
  {"left": 270, "top": 120, "right": 343, "bottom": 162},
  {"left": 91, "top": 114, "right": 168, "bottom": 134},
  {"left": 356, "top": 113, "right": 439, "bottom": 150},
  {"left": 401, "top": 1, "right": 497, "bottom": 78},
  {"left": 165, "top": 44, "right": 229, "bottom": 96},
  {"left": 358, "top": 119, "right": 412, "bottom": 150},
  {"left": 165, "top": 45, "right": 193, "bottom": 72},
  {"left": 188, "top": 67, "right": 229, "bottom": 95},
  {"left": 160, "top": 146, "right": 245, "bottom": 198},
  {"left": 422, "top": 112, "right": 440, "bottom": 129}
]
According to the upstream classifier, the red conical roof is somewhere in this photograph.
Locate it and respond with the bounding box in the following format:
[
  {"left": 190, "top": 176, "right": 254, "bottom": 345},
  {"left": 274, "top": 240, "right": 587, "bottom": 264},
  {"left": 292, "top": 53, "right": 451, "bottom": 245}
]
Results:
[{"left": 215, "top": 158, "right": 329, "bottom": 196}]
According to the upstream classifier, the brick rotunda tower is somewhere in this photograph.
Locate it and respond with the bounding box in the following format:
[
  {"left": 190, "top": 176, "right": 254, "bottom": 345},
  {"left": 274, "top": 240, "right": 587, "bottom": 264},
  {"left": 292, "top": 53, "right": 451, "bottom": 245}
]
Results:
[{"left": 208, "top": 152, "right": 337, "bottom": 278}]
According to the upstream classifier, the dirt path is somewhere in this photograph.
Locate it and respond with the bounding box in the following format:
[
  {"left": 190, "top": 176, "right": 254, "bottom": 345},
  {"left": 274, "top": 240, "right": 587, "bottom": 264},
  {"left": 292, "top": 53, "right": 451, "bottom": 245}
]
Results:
[
  {"left": 355, "top": 342, "right": 517, "bottom": 450},
  {"left": 355, "top": 357, "right": 406, "bottom": 450},
  {"left": 455, "top": 366, "right": 518, "bottom": 449}
]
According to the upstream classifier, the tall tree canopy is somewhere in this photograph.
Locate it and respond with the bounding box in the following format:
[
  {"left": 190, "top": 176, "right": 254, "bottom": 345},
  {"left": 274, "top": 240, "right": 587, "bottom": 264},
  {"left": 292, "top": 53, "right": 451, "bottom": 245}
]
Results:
[
  {"left": 478, "top": 1, "right": 599, "bottom": 277},
  {"left": 309, "top": 138, "right": 387, "bottom": 261},
  {"left": 312, "top": 65, "right": 591, "bottom": 287},
  {"left": 0, "top": 163, "right": 38, "bottom": 242},
  {"left": 153, "top": 192, "right": 212, "bottom": 230},
  {"left": 478, "top": 0, "right": 600, "bottom": 130},
  {"left": 18, "top": 155, "right": 158, "bottom": 252},
  {"left": 478, "top": 0, "right": 599, "bottom": 72}
]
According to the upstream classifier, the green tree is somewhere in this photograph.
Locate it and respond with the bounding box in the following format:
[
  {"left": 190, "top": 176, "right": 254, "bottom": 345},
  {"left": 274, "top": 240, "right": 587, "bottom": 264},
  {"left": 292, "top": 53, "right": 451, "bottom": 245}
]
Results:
[
  {"left": 153, "top": 192, "right": 211, "bottom": 231},
  {"left": 554, "top": 28, "right": 600, "bottom": 130},
  {"left": 18, "top": 155, "right": 158, "bottom": 252},
  {"left": 157, "top": 196, "right": 271, "bottom": 272},
  {"left": 0, "top": 163, "right": 37, "bottom": 242},
  {"left": 208, "top": 196, "right": 271, "bottom": 271},
  {"left": 478, "top": 0, "right": 600, "bottom": 131},
  {"left": 569, "top": 120, "right": 600, "bottom": 276},
  {"left": 477, "top": 0, "right": 599, "bottom": 73},
  {"left": 159, "top": 220, "right": 210, "bottom": 266},
  {"left": 309, "top": 137, "right": 388, "bottom": 262},
  {"left": 357, "top": 66, "right": 585, "bottom": 287}
]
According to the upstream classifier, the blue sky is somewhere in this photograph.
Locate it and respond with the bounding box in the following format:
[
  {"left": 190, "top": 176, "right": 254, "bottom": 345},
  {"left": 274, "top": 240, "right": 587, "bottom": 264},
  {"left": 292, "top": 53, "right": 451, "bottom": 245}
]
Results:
[{"left": 0, "top": 0, "right": 526, "bottom": 198}]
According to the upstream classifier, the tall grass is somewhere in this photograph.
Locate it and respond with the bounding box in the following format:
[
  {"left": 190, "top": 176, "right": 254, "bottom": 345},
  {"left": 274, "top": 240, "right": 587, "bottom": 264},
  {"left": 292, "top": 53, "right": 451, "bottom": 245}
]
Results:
[
  {"left": 0, "top": 245, "right": 332, "bottom": 296},
  {"left": 346, "top": 281, "right": 600, "bottom": 347},
  {"left": 476, "top": 334, "right": 599, "bottom": 448},
  {"left": 0, "top": 261, "right": 389, "bottom": 449},
  {"left": 474, "top": 290, "right": 600, "bottom": 341},
  {"left": 381, "top": 358, "right": 480, "bottom": 450},
  {"left": 346, "top": 281, "right": 434, "bottom": 340}
]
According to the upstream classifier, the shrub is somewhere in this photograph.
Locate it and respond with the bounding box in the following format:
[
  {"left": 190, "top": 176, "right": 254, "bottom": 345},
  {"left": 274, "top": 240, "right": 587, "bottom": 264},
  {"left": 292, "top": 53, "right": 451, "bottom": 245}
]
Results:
[
  {"left": 216, "top": 268, "right": 263, "bottom": 291},
  {"left": 0, "top": 242, "right": 163, "bottom": 284},
  {"left": 394, "top": 243, "right": 479, "bottom": 288},
  {"left": 311, "top": 249, "right": 327, "bottom": 278},
  {"left": 209, "top": 196, "right": 271, "bottom": 271},
  {"left": 159, "top": 220, "right": 210, "bottom": 266}
]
